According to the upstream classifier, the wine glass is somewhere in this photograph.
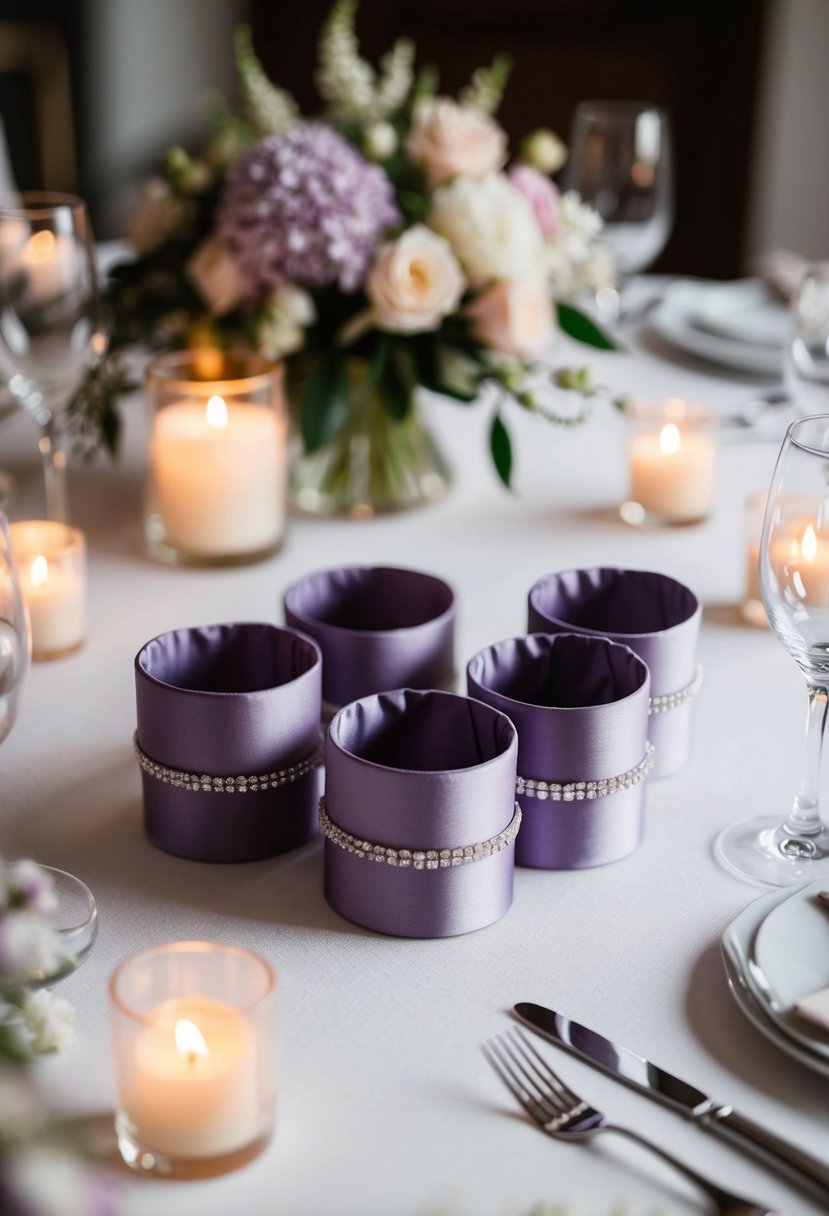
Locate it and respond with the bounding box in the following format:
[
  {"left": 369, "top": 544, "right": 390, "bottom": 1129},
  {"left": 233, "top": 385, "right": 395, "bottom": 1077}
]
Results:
[
  {"left": 0, "top": 193, "right": 105, "bottom": 523},
  {"left": 715, "top": 415, "right": 829, "bottom": 885},
  {"left": 566, "top": 101, "right": 673, "bottom": 319},
  {"left": 785, "top": 265, "right": 829, "bottom": 415},
  {"left": 0, "top": 510, "right": 30, "bottom": 745}
]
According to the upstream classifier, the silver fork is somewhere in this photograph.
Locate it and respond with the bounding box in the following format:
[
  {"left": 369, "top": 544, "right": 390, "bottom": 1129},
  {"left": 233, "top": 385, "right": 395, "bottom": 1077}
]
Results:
[{"left": 483, "top": 1029, "right": 777, "bottom": 1216}]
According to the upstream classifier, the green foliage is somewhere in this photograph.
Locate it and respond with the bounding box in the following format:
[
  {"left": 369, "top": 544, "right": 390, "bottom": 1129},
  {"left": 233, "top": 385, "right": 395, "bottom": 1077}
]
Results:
[
  {"left": 489, "top": 411, "right": 513, "bottom": 490},
  {"left": 301, "top": 353, "right": 350, "bottom": 451},
  {"left": 556, "top": 303, "right": 619, "bottom": 351}
]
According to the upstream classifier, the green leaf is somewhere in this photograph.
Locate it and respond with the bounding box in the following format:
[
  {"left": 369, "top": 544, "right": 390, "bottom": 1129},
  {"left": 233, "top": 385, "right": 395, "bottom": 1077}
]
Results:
[
  {"left": 301, "top": 354, "right": 350, "bottom": 452},
  {"left": 556, "top": 303, "right": 619, "bottom": 351},
  {"left": 369, "top": 333, "right": 391, "bottom": 385},
  {"left": 489, "top": 412, "right": 513, "bottom": 490},
  {"left": 378, "top": 345, "right": 415, "bottom": 421}
]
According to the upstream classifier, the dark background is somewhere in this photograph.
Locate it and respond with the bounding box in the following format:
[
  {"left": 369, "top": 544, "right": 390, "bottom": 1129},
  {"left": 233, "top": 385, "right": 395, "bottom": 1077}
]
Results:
[{"left": 0, "top": 0, "right": 770, "bottom": 277}]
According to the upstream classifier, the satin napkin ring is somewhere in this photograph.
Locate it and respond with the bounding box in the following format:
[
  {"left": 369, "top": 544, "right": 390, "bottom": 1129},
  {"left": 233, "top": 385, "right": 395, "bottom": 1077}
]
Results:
[
  {"left": 134, "top": 622, "right": 322, "bottom": 863},
  {"left": 527, "top": 567, "right": 702, "bottom": 778},
  {"left": 283, "top": 565, "right": 456, "bottom": 712},
  {"left": 468, "top": 632, "right": 651, "bottom": 870},
  {"left": 323, "top": 688, "right": 518, "bottom": 938}
]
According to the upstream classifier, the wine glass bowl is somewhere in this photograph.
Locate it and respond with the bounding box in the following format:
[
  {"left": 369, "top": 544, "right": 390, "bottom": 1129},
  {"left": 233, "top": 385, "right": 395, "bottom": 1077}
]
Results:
[
  {"left": 0, "top": 193, "right": 104, "bottom": 522},
  {"left": 10, "top": 863, "right": 99, "bottom": 987},
  {"left": 566, "top": 101, "right": 673, "bottom": 278},
  {"left": 0, "top": 510, "right": 29, "bottom": 746},
  {"left": 785, "top": 266, "right": 829, "bottom": 416},
  {"left": 715, "top": 415, "right": 829, "bottom": 885}
]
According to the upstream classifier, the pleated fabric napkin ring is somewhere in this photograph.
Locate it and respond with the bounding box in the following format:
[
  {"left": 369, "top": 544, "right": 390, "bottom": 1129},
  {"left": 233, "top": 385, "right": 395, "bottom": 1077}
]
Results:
[
  {"left": 283, "top": 565, "right": 456, "bottom": 714},
  {"left": 323, "top": 688, "right": 519, "bottom": 938},
  {"left": 134, "top": 622, "right": 323, "bottom": 862},
  {"left": 527, "top": 567, "right": 701, "bottom": 779},
  {"left": 468, "top": 633, "right": 652, "bottom": 869}
]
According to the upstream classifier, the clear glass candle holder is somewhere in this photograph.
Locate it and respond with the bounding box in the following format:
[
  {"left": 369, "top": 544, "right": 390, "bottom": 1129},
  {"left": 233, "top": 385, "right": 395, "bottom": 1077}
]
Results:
[
  {"left": 621, "top": 398, "right": 717, "bottom": 526},
  {"left": 109, "top": 941, "right": 276, "bottom": 1178},
  {"left": 9, "top": 520, "right": 86, "bottom": 660},
  {"left": 145, "top": 351, "right": 287, "bottom": 566}
]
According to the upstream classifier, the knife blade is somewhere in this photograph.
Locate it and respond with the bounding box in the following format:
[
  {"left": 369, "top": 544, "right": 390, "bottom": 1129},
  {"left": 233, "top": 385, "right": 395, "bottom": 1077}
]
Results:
[{"left": 514, "top": 1001, "right": 829, "bottom": 1204}]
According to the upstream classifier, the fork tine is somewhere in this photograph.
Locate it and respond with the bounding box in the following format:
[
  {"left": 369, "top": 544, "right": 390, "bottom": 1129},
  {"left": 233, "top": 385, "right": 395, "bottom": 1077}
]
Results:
[
  {"left": 511, "top": 1027, "right": 582, "bottom": 1108},
  {"left": 496, "top": 1032, "right": 564, "bottom": 1119},
  {"left": 481, "top": 1039, "right": 544, "bottom": 1122}
]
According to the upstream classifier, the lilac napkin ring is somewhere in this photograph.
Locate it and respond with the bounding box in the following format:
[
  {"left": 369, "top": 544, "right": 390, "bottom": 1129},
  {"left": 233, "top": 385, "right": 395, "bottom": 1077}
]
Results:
[
  {"left": 468, "top": 633, "right": 651, "bottom": 869},
  {"left": 322, "top": 688, "right": 519, "bottom": 937},
  {"left": 134, "top": 623, "right": 322, "bottom": 862},
  {"left": 283, "top": 566, "right": 456, "bottom": 715},
  {"left": 527, "top": 568, "right": 701, "bottom": 778}
]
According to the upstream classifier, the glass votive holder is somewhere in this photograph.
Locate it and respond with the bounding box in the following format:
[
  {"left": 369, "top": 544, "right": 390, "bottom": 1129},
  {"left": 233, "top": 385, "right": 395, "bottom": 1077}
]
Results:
[
  {"left": 109, "top": 941, "right": 276, "bottom": 1178},
  {"left": 621, "top": 398, "right": 717, "bottom": 526},
  {"left": 741, "top": 492, "right": 768, "bottom": 627},
  {"left": 145, "top": 350, "right": 287, "bottom": 566},
  {"left": 9, "top": 520, "right": 86, "bottom": 660}
]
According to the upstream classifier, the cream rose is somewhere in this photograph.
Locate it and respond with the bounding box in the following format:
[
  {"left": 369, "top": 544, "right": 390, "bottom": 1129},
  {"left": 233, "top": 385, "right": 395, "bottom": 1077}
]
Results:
[
  {"left": 466, "top": 274, "right": 555, "bottom": 359},
  {"left": 428, "top": 174, "right": 545, "bottom": 288},
  {"left": 366, "top": 225, "right": 465, "bottom": 333},
  {"left": 406, "top": 98, "right": 507, "bottom": 187}
]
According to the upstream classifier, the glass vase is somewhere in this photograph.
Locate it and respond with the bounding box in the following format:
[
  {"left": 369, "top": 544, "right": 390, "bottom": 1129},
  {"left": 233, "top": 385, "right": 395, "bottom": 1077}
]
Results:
[{"left": 290, "top": 360, "right": 451, "bottom": 518}]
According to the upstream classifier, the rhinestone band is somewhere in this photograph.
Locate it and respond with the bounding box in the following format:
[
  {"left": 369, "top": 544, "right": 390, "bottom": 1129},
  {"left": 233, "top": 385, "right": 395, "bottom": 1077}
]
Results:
[
  {"left": 318, "top": 797, "right": 522, "bottom": 868},
  {"left": 649, "top": 665, "right": 703, "bottom": 715},
  {"left": 133, "top": 731, "right": 324, "bottom": 794},
  {"left": 516, "top": 743, "right": 655, "bottom": 802}
]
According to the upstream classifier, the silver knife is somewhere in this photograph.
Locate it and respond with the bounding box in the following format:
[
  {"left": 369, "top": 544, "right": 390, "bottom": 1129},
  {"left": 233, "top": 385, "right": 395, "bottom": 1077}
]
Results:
[{"left": 514, "top": 1001, "right": 829, "bottom": 1204}]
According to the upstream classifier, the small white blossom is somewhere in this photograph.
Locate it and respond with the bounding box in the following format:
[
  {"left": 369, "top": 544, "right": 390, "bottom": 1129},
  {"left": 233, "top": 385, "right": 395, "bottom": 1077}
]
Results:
[
  {"left": 6, "top": 1144, "right": 112, "bottom": 1216},
  {"left": 364, "top": 122, "right": 398, "bottom": 160},
  {"left": 0, "top": 911, "right": 63, "bottom": 987},
  {"left": 22, "top": 989, "right": 76, "bottom": 1054},
  {"left": 317, "top": 0, "right": 414, "bottom": 124},
  {"left": 8, "top": 861, "right": 58, "bottom": 917},
  {"left": 520, "top": 128, "right": 568, "bottom": 174}
]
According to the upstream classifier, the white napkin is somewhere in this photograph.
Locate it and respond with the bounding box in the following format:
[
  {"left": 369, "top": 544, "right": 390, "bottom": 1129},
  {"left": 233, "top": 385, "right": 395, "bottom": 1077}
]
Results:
[{"left": 795, "top": 986, "right": 829, "bottom": 1034}]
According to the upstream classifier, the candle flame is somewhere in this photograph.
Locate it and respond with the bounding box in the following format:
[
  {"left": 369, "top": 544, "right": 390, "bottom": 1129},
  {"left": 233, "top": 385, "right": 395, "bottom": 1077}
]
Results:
[
  {"left": 30, "top": 555, "right": 48, "bottom": 587},
  {"left": 801, "top": 523, "right": 818, "bottom": 562},
  {"left": 206, "top": 395, "right": 228, "bottom": 431},
  {"left": 658, "top": 422, "right": 681, "bottom": 455},
  {"left": 174, "top": 1018, "right": 208, "bottom": 1061},
  {"left": 24, "top": 230, "right": 56, "bottom": 263}
]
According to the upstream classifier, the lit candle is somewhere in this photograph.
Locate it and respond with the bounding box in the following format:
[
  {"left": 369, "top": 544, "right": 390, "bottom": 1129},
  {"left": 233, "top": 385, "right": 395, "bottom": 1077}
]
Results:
[
  {"left": 627, "top": 400, "right": 715, "bottom": 524},
  {"left": 19, "top": 229, "right": 76, "bottom": 304},
  {"left": 150, "top": 392, "right": 285, "bottom": 559},
  {"left": 10, "top": 521, "right": 85, "bottom": 660},
  {"left": 771, "top": 521, "right": 829, "bottom": 606},
  {"left": 124, "top": 997, "right": 260, "bottom": 1159}
]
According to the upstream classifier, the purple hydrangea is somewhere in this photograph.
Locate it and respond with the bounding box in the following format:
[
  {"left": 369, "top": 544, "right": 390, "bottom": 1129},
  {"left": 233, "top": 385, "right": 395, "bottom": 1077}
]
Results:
[{"left": 219, "top": 124, "right": 400, "bottom": 293}]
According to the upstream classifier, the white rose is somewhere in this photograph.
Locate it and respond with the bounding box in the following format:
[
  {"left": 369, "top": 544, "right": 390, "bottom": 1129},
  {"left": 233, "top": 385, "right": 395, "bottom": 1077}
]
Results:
[
  {"left": 256, "top": 283, "right": 316, "bottom": 359},
  {"left": 186, "top": 235, "right": 248, "bottom": 316},
  {"left": 366, "top": 225, "right": 465, "bottom": 333},
  {"left": 406, "top": 98, "right": 507, "bottom": 187},
  {"left": 428, "top": 174, "right": 545, "bottom": 288}
]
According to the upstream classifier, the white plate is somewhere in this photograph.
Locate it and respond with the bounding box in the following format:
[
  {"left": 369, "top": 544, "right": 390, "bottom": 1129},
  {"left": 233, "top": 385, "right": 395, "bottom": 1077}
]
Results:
[
  {"left": 688, "top": 280, "right": 790, "bottom": 348},
  {"left": 649, "top": 279, "right": 787, "bottom": 376},
  {"left": 721, "top": 881, "right": 829, "bottom": 1079},
  {"left": 749, "top": 878, "right": 829, "bottom": 1058}
]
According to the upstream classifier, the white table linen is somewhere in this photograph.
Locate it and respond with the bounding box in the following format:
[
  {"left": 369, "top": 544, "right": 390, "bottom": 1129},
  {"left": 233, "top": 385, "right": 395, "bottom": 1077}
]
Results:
[{"left": 1, "top": 310, "right": 826, "bottom": 1216}]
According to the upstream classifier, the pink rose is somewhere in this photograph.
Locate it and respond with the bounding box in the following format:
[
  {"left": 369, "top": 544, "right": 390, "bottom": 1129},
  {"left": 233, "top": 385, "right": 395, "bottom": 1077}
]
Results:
[
  {"left": 508, "top": 164, "right": 559, "bottom": 238},
  {"left": 406, "top": 98, "right": 507, "bottom": 187},
  {"left": 467, "top": 274, "right": 555, "bottom": 359},
  {"left": 186, "top": 236, "right": 248, "bottom": 316},
  {"left": 367, "top": 225, "right": 465, "bottom": 333}
]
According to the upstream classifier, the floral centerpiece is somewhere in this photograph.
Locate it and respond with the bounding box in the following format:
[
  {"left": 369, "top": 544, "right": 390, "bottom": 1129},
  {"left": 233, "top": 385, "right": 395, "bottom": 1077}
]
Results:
[{"left": 72, "top": 1, "right": 617, "bottom": 513}]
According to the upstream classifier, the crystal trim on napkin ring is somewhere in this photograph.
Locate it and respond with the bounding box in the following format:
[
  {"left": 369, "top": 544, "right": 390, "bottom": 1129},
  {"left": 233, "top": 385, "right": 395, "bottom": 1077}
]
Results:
[
  {"left": 318, "top": 797, "right": 522, "bottom": 868},
  {"left": 648, "top": 665, "right": 703, "bottom": 715},
  {"left": 516, "top": 742, "right": 655, "bottom": 802},
  {"left": 133, "top": 731, "right": 324, "bottom": 793}
]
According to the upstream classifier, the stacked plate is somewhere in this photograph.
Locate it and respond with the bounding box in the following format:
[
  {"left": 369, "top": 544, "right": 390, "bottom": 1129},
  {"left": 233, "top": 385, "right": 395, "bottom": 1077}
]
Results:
[
  {"left": 649, "top": 278, "right": 790, "bottom": 376},
  {"left": 721, "top": 879, "right": 829, "bottom": 1078}
]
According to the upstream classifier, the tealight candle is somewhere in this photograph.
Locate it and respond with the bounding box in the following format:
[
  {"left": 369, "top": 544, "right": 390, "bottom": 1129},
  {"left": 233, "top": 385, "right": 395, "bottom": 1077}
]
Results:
[
  {"left": 623, "top": 399, "right": 716, "bottom": 526},
  {"left": 19, "top": 228, "right": 76, "bottom": 303},
  {"left": 110, "top": 941, "right": 275, "bottom": 1177},
  {"left": 145, "top": 351, "right": 286, "bottom": 565},
  {"left": 10, "top": 520, "right": 85, "bottom": 660}
]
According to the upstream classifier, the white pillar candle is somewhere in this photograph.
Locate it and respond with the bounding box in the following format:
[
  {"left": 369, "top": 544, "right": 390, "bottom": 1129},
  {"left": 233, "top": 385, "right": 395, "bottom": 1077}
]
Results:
[
  {"left": 10, "top": 521, "right": 86, "bottom": 659},
  {"left": 629, "top": 417, "right": 715, "bottom": 522},
  {"left": 123, "top": 997, "right": 260, "bottom": 1159},
  {"left": 151, "top": 394, "right": 285, "bottom": 558},
  {"left": 771, "top": 522, "right": 829, "bottom": 606},
  {"left": 19, "top": 229, "right": 76, "bottom": 303}
]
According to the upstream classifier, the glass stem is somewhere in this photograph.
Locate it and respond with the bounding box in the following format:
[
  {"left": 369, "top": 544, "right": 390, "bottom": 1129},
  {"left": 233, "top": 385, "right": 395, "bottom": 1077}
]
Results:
[
  {"left": 37, "top": 411, "right": 69, "bottom": 524},
  {"left": 786, "top": 680, "right": 829, "bottom": 837}
]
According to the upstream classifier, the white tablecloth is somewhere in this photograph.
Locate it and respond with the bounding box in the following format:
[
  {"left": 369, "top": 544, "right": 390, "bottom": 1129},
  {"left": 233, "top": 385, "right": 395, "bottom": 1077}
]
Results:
[{"left": 1, "top": 314, "right": 826, "bottom": 1216}]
